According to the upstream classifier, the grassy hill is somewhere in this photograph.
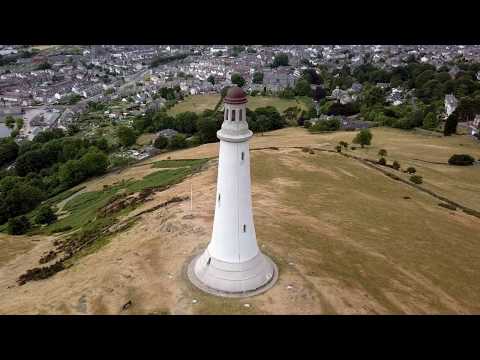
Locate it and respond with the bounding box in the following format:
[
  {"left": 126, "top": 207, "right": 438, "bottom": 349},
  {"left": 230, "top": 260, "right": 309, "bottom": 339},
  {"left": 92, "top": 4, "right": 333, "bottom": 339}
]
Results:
[
  {"left": 167, "top": 94, "right": 310, "bottom": 116},
  {"left": 1, "top": 126, "right": 480, "bottom": 314}
]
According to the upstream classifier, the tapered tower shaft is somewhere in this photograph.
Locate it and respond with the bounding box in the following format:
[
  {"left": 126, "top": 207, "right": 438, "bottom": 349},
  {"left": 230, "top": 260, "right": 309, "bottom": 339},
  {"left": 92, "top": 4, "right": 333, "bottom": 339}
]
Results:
[{"left": 187, "top": 86, "right": 277, "bottom": 297}]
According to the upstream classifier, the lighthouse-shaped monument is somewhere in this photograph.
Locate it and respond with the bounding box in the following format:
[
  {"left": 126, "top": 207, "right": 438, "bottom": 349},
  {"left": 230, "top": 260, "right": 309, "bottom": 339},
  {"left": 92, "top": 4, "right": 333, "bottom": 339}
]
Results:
[{"left": 187, "top": 86, "right": 278, "bottom": 297}]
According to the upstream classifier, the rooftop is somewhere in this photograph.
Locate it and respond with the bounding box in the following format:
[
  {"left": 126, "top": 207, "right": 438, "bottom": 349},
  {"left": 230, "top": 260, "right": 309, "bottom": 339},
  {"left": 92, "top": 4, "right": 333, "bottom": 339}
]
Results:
[{"left": 224, "top": 86, "right": 247, "bottom": 105}]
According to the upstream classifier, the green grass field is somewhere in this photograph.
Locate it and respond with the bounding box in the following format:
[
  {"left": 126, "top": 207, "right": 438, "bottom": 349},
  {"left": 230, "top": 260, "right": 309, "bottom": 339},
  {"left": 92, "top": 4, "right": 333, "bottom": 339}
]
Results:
[
  {"left": 43, "top": 159, "right": 207, "bottom": 235},
  {"left": 152, "top": 158, "right": 209, "bottom": 169},
  {"left": 168, "top": 94, "right": 310, "bottom": 116}
]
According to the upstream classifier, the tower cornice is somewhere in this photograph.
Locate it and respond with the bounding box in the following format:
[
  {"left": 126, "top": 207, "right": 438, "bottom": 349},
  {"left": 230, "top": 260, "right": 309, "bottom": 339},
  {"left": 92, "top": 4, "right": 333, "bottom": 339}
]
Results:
[{"left": 217, "top": 129, "right": 253, "bottom": 143}]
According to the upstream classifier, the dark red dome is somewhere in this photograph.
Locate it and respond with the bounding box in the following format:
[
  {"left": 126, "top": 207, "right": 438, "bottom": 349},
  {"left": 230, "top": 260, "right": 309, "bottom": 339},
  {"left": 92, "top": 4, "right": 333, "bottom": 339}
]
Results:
[{"left": 224, "top": 86, "right": 247, "bottom": 104}]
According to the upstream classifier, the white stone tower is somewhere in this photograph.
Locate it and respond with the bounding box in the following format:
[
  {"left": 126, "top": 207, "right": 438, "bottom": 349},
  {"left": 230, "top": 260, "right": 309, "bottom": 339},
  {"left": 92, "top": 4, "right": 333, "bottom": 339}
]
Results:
[{"left": 187, "top": 86, "right": 277, "bottom": 297}]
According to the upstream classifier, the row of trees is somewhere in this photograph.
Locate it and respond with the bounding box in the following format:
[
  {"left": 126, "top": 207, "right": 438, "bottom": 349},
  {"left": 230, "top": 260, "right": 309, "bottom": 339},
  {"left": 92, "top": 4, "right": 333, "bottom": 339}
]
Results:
[{"left": 132, "top": 104, "right": 286, "bottom": 150}]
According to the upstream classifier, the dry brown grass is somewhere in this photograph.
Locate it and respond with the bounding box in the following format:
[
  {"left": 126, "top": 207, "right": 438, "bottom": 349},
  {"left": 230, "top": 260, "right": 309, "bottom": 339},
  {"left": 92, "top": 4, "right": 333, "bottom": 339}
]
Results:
[{"left": 1, "top": 127, "right": 480, "bottom": 314}]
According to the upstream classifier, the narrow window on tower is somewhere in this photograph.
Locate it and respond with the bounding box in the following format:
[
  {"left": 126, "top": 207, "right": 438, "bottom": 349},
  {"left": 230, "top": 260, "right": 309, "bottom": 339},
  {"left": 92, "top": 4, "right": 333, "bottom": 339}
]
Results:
[
  {"left": 231, "top": 109, "right": 236, "bottom": 121},
  {"left": 218, "top": 193, "right": 221, "bottom": 206},
  {"left": 243, "top": 224, "right": 246, "bottom": 233},
  {"left": 241, "top": 152, "right": 244, "bottom": 161},
  {"left": 239, "top": 109, "right": 243, "bottom": 121},
  {"left": 207, "top": 257, "right": 211, "bottom": 266},
  {"left": 224, "top": 108, "right": 228, "bottom": 121}
]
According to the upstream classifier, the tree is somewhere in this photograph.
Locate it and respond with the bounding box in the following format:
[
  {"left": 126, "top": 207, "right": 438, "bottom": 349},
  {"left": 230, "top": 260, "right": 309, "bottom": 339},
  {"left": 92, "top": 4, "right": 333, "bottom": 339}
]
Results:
[
  {"left": 7, "top": 216, "right": 31, "bottom": 235},
  {"left": 378, "top": 149, "right": 387, "bottom": 157},
  {"left": 67, "top": 124, "right": 80, "bottom": 136},
  {"left": 310, "top": 118, "right": 341, "bottom": 132},
  {"left": 35, "top": 205, "right": 57, "bottom": 225},
  {"left": 33, "top": 128, "right": 65, "bottom": 143},
  {"left": 175, "top": 111, "right": 198, "bottom": 134},
  {"left": 272, "top": 53, "right": 289, "bottom": 67},
  {"left": 353, "top": 129, "right": 373, "bottom": 148},
  {"left": 251, "top": 106, "right": 285, "bottom": 132},
  {"left": 294, "top": 79, "right": 313, "bottom": 97},
  {"left": 0, "top": 138, "right": 19, "bottom": 167},
  {"left": 444, "top": 111, "right": 458, "bottom": 136},
  {"left": 256, "top": 115, "right": 268, "bottom": 136},
  {"left": 167, "top": 134, "right": 188, "bottom": 150},
  {"left": 423, "top": 112, "right": 439, "bottom": 130},
  {"left": 152, "top": 111, "right": 175, "bottom": 131},
  {"left": 297, "top": 113, "right": 305, "bottom": 126},
  {"left": 279, "top": 86, "right": 295, "bottom": 99},
  {"left": 10, "top": 129, "right": 19, "bottom": 138},
  {"left": 80, "top": 148, "right": 109, "bottom": 177},
  {"left": 313, "top": 86, "right": 327, "bottom": 101},
  {"left": 283, "top": 107, "right": 300, "bottom": 123},
  {"left": 196, "top": 117, "right": 218, "bottom": 144},
  {"left": 36, "top": 62, "right": 51, "bottom": 70},
  {"left": 117, "top": 126, "right": 137, "bottom": 147},
  {"left": 15, "top": 149, "right": 50, "bottom": 177},
  {"left": 58, "top": 148, "right": 109, "bottom": 187},
  {"left": 327, "top": 102, "right": 360, "bottom": 116},
  {"left": 2, "top": 183, "right": 45, "bottom": 221},
  {"left": 15, "top": 117, "right": 24, "bottom": 130},
  {"left": 253, "top": 72, "right": 264, "bottom": 84},
  {"left": 153, "top": 135, "right": 168, "bottom": 149},
  {"left": 231, "top": 73, "right": 246, "bottom": 88},
  {"left": 410, "top": 175, "right": 423, "bottom": 184},
  {"left": 207, "top": 75, "right": 215, "bottom": 85},
  {"left": 362, "top": 85, "right": 386, "bottom": 107},
  {"left": 5, "top": 115, "right": 15, "bottom": 129},
  {"left": 301, "top": 68, "right": 322, "bottom": 85},
  {"left": 378, "top": 157, "right": 387, "bottom": 165}
]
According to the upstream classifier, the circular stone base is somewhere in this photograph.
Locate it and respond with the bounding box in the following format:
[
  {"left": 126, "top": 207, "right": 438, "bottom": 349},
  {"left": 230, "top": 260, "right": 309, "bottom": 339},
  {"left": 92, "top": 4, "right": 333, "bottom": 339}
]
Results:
[{"left": 187, "top": 253, "right": 278, "bottom": 298}]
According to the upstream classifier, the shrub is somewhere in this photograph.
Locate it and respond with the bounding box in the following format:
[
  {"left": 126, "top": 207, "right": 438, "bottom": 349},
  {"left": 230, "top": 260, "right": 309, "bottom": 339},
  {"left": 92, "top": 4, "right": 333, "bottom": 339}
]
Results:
[
  {"left": 392, "top": 161, "right": 401, "bottom": 170},
  {"left": 7, "top": 216, "right": 31, "bottom": 235},
  {"left": 406, "top": 166, "right": 416, "bottom": 174},
  {"left": 448, "top": 154, "right": 475, "bottom": 166},
  {"left": 167, "top": 134, "right": 188, "bottom": 150},
  {"left": 304, "top": 120, "right": 312, "bottom": 129},
  {"left": 353, "top": 129, "right": 373, "bottom": 148},
  {"left": 339, "top": 141, "right": 349, "bottom": 148},
  {"left": 378, "top": 149, "right": 387, "bottom": 157},
  {"left": 35, "top": 206, "right": 57, "bottom": 225},
  {"left": 310, "top": 118, "right": 341, "bottom": 132},
  {"left": 444, "top": 112, "right": 458, "bottom": 136},
  {"left": 410, "top": 175, "right": 423, "bottom": 184},
  {"left": 153, "top": 135, "right": 168, "bottom": 149},
  {"left": 350, "top": 146, "right": 356, "bottom": 150},
  {"left": 117, "top": 126, "right": 137, "bottom": 147},
  {"left": 335, "top": 145, "right": 342, "bottom": 152},
  {"left": 378, "top": 157, "right": 387, "bottom": 165},
  {"left": 302, "top": 147, "right": 311, "bottom": 153}
]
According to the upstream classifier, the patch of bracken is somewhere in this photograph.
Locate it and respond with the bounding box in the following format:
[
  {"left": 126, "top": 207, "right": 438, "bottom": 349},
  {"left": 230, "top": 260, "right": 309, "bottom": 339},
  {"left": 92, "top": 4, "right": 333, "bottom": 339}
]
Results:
[
  {"left": 131, "top": 196, "right": 188, "bottom": 219},
  {"left": 17, "top": 261, "right": 65, "bottom": 286},
  {"left": 39, "top": 250, "right": 58, "bottom": 264}
]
